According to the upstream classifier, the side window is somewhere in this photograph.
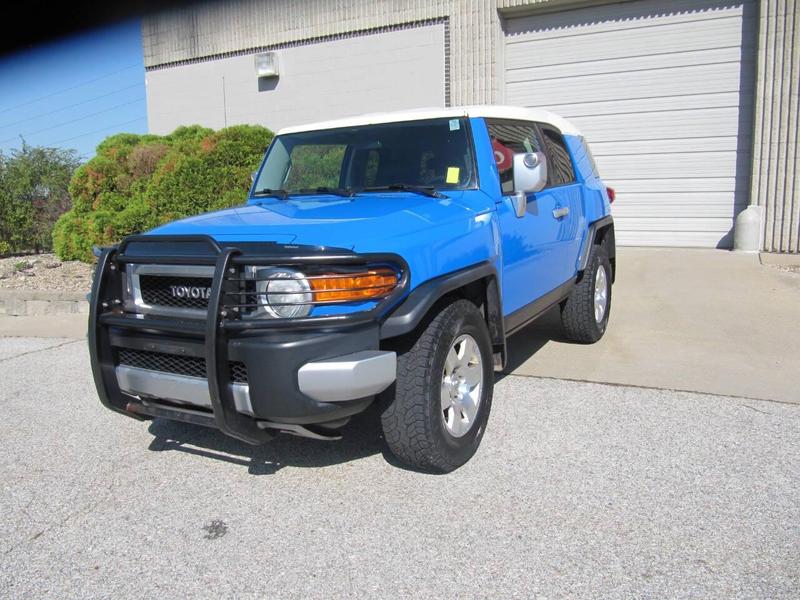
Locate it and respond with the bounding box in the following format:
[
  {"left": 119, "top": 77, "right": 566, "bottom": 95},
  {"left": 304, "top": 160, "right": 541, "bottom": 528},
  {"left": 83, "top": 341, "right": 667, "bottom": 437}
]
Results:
[
  {"left": 581, "top": 136, "right": 601, "bottom": 177},
  {"left": 486, "top": 119, "right": 544, "bottom": 195},
  {"left": 539, "top": 125, "right": 575, "bottom": 186}
]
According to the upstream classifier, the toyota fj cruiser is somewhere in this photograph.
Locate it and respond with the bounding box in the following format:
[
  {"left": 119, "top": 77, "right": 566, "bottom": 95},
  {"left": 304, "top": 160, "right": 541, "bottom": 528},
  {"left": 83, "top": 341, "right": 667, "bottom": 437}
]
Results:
[{"left": 89, "top": 106, "right": 615, "bottom": 472}]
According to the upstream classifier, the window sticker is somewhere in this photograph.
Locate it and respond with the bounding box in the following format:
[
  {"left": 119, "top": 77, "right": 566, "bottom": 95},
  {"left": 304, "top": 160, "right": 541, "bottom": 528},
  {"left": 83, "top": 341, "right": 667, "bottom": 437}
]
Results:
[
  {"left": 446, "top": 167, "right": 460, "bottom": 184},
  {"left": 449, "top": 119, "right": 460, "bottom": 131}
]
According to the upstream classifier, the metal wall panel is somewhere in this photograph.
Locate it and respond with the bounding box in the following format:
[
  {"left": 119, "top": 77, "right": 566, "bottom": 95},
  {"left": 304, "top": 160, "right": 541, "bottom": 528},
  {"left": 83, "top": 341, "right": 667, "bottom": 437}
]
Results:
[
  {"left": 503, "top": 0, "right": 757, "bottom": 248},
  {"left": 751, "top": 0, "right": 800, "bottom": 252}
]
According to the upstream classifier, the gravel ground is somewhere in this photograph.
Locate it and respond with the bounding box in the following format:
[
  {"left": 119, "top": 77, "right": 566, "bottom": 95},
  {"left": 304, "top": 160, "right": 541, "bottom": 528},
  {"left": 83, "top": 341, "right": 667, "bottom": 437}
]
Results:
[
  {"left": 0, "top": 254, "right": 92, "bottom": 292},
  {"left": 767, "top": 263, "right": 800, "bottom": 277},
  {"left": 0, "top": 338, "right": 798, "bottom": 599}
]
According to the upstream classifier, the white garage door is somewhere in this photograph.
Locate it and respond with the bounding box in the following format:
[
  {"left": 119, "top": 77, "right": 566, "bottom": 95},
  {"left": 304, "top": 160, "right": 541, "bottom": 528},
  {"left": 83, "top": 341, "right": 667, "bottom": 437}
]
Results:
[{"left": 504, "top": 0, "right": 756, "bottom": 247}]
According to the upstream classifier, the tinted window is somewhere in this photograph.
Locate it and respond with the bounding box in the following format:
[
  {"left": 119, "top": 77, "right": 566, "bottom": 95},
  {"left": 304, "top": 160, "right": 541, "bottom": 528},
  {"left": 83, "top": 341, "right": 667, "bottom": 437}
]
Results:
[
  {"left": 581, "top": 135, "right": 601, "bottom": 177},
  {"left": 539, "top": 125, "right": 575, "bottom": 185},
  {"left": 254, "top": 118, "right": 477, "bottom": 194},
  {"left": 486, "top": 119, "right": 545, "bottom": 194},
  {"left": 284, "top": 144, "right": 346, "bottom": 189}
]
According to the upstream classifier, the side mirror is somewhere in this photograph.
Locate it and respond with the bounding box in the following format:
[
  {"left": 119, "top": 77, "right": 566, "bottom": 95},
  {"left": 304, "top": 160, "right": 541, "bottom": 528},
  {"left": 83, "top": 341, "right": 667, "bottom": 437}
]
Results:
[{"left": 513, "top": 151, "right": 548, "bottom": 195}]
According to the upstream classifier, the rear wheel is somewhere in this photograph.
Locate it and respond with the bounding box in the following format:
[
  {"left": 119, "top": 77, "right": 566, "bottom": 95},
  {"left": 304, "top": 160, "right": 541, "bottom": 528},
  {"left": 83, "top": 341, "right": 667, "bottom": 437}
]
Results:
[
  {"left": 560, "top": 242, "right": 612, "bottom": 343},
  {"left": 380, "top": 299, "right": 493, "bottom": 473}
]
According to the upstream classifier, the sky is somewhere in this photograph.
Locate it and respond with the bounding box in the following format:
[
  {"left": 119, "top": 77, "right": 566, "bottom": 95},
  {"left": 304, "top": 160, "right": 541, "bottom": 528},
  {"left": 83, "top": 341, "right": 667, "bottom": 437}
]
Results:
[{"left": 0, "top": 20, "right": 147, "bottom": 160}]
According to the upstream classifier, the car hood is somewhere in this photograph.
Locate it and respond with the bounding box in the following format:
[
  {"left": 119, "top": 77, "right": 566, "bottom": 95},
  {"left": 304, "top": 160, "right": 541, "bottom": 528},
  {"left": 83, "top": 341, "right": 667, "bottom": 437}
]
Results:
[{"left": 148, "top": 191, "right": 492, "bottom": 250}]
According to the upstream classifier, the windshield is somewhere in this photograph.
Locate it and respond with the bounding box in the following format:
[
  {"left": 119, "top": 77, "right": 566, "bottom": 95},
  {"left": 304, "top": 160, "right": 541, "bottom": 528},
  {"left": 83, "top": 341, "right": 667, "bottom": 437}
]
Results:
[{"left": 252, "top": 118, "right": 477, "bottom": 196}]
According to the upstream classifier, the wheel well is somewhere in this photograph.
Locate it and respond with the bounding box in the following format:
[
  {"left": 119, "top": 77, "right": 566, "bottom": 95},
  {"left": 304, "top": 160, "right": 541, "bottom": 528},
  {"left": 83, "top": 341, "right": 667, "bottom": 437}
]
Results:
[{"left": 418, "top": 275, "right": 506, "bottom": 370}]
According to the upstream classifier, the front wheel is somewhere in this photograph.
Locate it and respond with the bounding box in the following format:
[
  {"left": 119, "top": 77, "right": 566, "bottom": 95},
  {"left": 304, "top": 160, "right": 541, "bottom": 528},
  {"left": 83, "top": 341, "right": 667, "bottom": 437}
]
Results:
[{"left": 380, "top": 299, "right": 494, "bottom": 473}]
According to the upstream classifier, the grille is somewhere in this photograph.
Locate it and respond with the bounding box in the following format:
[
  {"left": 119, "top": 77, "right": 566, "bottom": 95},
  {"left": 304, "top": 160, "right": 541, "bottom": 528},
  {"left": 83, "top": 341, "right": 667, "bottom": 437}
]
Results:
[
  {"left": 116, "top": 348, "right": 248, "bottom": 384},
  {"left": 139, "top": 275, "right": 212, "bottom": 309},
  {"left": 230, "top": 361, "right": 248, "bottom": 383}
]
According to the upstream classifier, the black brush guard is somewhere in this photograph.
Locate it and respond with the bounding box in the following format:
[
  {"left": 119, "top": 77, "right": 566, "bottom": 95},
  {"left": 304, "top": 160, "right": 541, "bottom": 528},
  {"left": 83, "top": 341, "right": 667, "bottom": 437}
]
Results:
[{"left": 88, "top": 235, "right": 408, "bottom": 445}]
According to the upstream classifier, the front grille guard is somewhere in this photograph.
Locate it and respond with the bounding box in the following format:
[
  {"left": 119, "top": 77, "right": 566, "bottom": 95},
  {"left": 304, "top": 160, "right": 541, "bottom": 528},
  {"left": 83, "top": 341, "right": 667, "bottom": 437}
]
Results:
[{"left": 88, "top": 234, "right": 409, "bottom": 444}]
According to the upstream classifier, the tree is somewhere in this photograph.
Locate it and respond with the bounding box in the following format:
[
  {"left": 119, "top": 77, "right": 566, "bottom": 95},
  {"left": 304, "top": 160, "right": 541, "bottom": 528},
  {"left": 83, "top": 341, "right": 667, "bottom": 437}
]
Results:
[{"left": 0, "top": 142, "right": 80, "bottom": 254}]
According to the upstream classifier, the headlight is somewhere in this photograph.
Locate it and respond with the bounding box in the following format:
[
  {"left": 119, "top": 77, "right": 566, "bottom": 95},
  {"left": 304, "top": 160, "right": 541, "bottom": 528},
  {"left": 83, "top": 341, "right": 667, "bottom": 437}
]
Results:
[
  {"left": 254, "top": 268, "right": 312, "bottom": 318},
  {"left": 245, "top": 265, "right": 400, "bottom": 319}
]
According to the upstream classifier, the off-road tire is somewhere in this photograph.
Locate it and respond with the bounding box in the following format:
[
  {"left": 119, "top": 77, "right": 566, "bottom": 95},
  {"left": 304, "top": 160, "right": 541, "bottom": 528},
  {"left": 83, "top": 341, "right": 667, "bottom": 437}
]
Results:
[
  {"left": 560, "top": 242, "right": 612, "bottom": 343},
  {"left": 380, "top": 299, "right": 493, "bottom": 473}
]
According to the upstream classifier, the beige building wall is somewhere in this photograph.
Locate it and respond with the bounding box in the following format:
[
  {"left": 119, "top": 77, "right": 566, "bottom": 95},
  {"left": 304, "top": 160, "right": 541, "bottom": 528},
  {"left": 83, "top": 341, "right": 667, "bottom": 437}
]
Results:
[
  {"left": 145, "top": 23, "right": 447, "bottom": 134},
  {"left": 143, "top": 0, "right": 511, "bottom": 106}
]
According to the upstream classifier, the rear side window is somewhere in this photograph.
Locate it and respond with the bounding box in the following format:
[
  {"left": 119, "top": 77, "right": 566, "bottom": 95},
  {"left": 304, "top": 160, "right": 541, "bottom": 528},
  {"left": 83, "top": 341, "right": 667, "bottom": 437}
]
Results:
[
  {"left": 486, "top": 119, "right": 545, "bottom": 194},
  {"left": 581, "top": 136, "right": 601, "bottom": 177},
  {"left": 539, "top": 125, "right": 575, "bottom": 186}
]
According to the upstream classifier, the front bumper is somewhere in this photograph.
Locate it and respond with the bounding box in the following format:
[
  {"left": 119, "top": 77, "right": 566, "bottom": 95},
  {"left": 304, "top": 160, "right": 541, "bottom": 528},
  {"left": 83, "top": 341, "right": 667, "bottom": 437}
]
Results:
[
  {"left": 88, "top": 235, "right": 407, "bottom": 444},
  {"left": 116, "top": 349, "right": 396, "bottom": 415}
]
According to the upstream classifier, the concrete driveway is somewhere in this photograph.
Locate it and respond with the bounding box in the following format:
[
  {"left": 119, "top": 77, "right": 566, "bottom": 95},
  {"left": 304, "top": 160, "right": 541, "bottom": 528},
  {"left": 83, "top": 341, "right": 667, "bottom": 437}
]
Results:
[
  {"left": 507, "top": 248, "right": 800, "bottom": 404},
  {"left": 0, "top": 338, "right": 798, "bottom": 598}
]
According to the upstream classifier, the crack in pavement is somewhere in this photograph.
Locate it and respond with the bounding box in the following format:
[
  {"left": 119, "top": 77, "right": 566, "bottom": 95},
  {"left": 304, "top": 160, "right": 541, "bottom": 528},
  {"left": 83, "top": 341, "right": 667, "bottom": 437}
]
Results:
[
  {"left": 0, "top": 339, "right": 82, "bottom": 364},
  {"left": 507, "top": 372, "right": 800, "bottom": 408},
  {"left": 2, "top": 479, "right": 117, "bottom": 558}
]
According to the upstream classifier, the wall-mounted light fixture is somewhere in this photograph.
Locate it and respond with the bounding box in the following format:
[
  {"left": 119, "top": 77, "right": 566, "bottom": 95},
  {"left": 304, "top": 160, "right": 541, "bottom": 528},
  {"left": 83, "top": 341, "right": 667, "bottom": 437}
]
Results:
[{"left": 255, "top": 52, "right": 280, "bottom": 78}]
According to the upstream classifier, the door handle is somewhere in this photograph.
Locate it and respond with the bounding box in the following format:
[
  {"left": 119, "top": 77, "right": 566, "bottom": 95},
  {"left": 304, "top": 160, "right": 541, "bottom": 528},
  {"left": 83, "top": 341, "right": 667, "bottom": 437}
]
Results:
[{"left": 552, "top": 206, "right": 570, "bottom": 219}]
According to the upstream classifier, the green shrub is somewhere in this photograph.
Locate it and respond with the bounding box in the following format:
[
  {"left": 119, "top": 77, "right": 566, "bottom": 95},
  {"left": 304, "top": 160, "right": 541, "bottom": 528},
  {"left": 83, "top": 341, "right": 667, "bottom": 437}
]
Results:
[
  {"left": 53, "top": 124, "right": 273, "bottom": 261},
  {"left": 53, "top": 210, "right": 94, "bottom": 263}
]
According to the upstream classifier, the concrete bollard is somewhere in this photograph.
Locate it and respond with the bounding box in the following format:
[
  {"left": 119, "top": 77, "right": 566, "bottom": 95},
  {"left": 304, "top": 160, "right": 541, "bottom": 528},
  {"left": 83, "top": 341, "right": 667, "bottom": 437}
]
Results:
[{"left": 733, "top": 205, "right": 763, "bottom": 252}]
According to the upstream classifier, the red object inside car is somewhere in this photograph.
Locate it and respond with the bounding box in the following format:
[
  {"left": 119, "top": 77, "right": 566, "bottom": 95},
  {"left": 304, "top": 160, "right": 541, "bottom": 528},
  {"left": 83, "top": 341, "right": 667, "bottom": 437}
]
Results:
[{"left": 492, "top": 138, "right": 514, "bottom": 173}]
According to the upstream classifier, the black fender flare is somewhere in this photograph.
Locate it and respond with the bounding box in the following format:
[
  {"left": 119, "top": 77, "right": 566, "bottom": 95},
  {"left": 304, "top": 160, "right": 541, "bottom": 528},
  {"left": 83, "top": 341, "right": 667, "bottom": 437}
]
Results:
[
  {"left": 380, "top": 261, "right": 504, "bottom": 352},
  {"left": 578, "top": 215, "right": 615, "bottom": 281}
]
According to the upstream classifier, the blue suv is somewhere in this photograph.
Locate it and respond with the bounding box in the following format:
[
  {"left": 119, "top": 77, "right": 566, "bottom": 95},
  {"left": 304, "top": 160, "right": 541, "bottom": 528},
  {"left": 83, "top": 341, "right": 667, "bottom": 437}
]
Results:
[{"left": 89, "top": 106, "right": 615, "bottom": 472}]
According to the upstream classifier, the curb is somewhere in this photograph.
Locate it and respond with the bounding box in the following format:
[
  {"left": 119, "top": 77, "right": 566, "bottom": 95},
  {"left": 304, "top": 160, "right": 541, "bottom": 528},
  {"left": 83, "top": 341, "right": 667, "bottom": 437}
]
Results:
[
  {"left": 0, "top": 289, "right": 89, "bottom": 317},
  {"left": 760, "top": 252, "right": 800, "bottom": 267}
]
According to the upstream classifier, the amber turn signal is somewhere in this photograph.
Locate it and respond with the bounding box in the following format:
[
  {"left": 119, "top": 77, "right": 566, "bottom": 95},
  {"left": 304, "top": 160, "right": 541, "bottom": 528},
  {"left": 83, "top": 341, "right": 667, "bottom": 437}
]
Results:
[{"left": 310, "top": 269, "right": 398, "bottom": 302}]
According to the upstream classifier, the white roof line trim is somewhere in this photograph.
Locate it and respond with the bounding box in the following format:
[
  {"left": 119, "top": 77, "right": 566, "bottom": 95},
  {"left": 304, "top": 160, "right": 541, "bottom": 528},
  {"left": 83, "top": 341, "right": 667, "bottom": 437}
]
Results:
[{"left": 277, "top": 105, "right": 582, "bottom": 136}]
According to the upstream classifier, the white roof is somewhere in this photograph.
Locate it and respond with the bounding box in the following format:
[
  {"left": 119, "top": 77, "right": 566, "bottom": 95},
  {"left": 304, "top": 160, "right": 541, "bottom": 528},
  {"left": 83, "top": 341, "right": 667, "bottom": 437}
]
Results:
[{"left": 277, "top": 105, "right": 582, "bottom": 136}]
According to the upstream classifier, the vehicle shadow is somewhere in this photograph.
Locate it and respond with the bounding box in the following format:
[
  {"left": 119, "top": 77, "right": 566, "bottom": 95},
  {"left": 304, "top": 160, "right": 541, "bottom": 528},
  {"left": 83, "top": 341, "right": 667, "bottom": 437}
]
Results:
[
  {"left": 146, "top": 404, "right": 387, "bottom": 476},
  {"left": 145, "top": 308, "right": 566, "bottom": 475},
  {"left": 498, "top": 305, "right": 568, "bottom": 379}
]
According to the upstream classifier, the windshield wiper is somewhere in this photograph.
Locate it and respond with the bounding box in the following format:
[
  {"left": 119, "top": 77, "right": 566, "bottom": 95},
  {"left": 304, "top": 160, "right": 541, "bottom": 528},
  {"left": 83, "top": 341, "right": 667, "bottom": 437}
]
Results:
[
  {"left": 364, "top": 184, "right": 447, "bottom": 199},
  {"left": 298, "top": 186, "right": 356, "bottom": 198},
  {"left": 252, "top": 188, "right": 289, "bottom": 200}
]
